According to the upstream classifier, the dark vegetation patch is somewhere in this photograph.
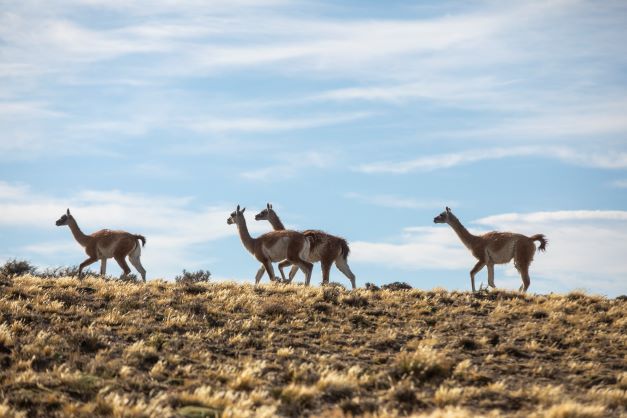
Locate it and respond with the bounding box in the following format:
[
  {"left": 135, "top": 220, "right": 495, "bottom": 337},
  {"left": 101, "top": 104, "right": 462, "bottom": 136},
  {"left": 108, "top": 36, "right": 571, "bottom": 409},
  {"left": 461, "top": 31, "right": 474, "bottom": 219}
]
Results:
[
  {"left": 341, "top": 293, "right": 369, "bottom": 307},
  {"left": 179, "top": 283, "right": 209, "bottom": 295},
  {"left": 532, "top": 310, "right": 549, "bottom": 319},
  {"left": 69, "top": 332, "right": 107, "bottom": 354},
  {"left": 312, "top": 301, "right": 332, "bottom": 313},
  {"left": 381, "top": 282, "right": 413, "bottom": 291},
  {"left": 0, "top": 259, "right": 37, "bottom": 278},
  {"left": 175, "top": 269, "right": 212, "bottom": 285},
  {"left": 459, "top": 337, "right": 479, "bottom": 350},
  {"left": 499, "top": 344, "right": 530, "bottom": 358},
  {"left": 320, "top": 287, "right": 340, "bottom": 304},
  {"left": 349, "top": 313, "right": 371, "bottom": 328},
  {"left": 364, "top": 282, "right": 380, "bottom": 291},
  {"left": 260, "top": 300, "right": 291, "bottom": 318}
]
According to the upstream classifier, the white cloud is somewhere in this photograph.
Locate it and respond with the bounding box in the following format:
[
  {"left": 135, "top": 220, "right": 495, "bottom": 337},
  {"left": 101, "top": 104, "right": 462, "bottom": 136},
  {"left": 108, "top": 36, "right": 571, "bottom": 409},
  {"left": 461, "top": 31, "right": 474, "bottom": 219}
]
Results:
[
  {"left": 351, "top": 227, "right": 472, "bottom": 271},
  {"left": 356, "top": 146, "right": 627, "bottom": 174},
  {"left": 180, "top": 12, "right": 504, "bottom": 75},
  {"left": 23, "top": 241, "right": 77, "bottom": 256},
  {"left": 0, "top": 183, "right": 268, "bottom": 278},
  {"left": 351, "top": 210, "right": 627, "bottom": 296},
  {"left": 0, "top": 181, "right": 30, "bottom": 200}
]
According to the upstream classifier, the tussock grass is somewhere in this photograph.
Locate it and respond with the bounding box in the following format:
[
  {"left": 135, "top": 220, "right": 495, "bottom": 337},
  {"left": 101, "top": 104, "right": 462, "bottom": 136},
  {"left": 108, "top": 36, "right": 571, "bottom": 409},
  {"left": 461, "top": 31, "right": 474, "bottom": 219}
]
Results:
[
  {"left": 392, "top": 344, "right": 453, "bottom": 382},
  {"left": 0, "top": 275, "right": 625, "bottom": 417}
]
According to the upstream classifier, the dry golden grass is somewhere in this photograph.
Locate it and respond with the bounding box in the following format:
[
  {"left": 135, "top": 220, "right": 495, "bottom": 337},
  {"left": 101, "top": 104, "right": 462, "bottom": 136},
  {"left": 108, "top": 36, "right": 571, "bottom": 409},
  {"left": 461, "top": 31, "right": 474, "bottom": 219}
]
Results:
[{"left": 0, "top": 275, "right": 625, "bottom": 417}]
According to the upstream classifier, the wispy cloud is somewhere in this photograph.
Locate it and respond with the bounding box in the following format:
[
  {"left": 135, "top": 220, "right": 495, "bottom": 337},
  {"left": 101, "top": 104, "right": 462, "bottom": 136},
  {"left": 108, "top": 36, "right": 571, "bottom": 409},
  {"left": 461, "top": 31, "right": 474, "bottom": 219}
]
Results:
[
  {"left": 309, "top": 78, "right": 519, "bottom": 109},
  {"left": 241, "top": 151, "right": 334, "bottom": 181},
  {"left": 0, "top": 101, "right": 65, "bottom": 118},
  {"left": 456, "top": 101, "right": 627, "bottom": 141},
  {"left": 356, "top": 146, "right": 627, "bottom": 174},
  {"left": 2, "top": 0, "right": 627, "bottom": 160},
  {"left": 311, "top": 85, "right": 627, "bottom": 142},
  {"left": 476, "top": 210, "right": 627, "bottom": 225},
  {"left": 2, "top": 0, "right": 618, "bottom": 87},
  {"left": 185, "top": 113, "right": 371, "bottom": 134},
  {"left": 0, "top": 2, "right": 500, "bottom": 79},
  {"left": 344, "top": 192, "right": 452, "bottom": 210}
]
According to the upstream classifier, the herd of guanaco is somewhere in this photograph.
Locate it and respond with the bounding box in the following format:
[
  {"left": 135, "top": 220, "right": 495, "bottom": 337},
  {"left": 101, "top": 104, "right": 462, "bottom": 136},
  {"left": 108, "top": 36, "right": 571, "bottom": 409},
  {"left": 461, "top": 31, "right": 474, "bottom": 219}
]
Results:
[{"left": 55, "top": 205, "right": 547, "bottom": 292}]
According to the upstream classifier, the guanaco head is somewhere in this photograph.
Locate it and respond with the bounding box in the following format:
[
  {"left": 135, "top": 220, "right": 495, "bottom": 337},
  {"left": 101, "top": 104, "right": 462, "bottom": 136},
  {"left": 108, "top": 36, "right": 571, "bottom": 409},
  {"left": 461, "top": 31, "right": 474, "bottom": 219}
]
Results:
[
  {"left": 55, "top": 208, "right": 72, "bottom": 226},
  {"left": 227, "top": 205, "right": 246, "bottom": 225},
  {"left": 254, "top": 203, "right": 274, "bottom": 221},
  {"left": 433, "top": 206, "right": 453, "bottom": 224}
]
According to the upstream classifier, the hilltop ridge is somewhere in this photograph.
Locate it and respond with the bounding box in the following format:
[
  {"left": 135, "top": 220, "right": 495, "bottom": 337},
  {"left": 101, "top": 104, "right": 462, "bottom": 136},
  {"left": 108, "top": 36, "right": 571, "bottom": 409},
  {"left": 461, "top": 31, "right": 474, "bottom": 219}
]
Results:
[{"left": 0, "top": 276, "right": 625, "bottom": 417}]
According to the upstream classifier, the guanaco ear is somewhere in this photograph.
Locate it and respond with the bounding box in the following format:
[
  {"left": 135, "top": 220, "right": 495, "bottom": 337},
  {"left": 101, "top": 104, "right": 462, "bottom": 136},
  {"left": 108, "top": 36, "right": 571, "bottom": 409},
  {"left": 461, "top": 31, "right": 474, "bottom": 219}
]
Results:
[
  {"left": 236, "top": 205, "right": 240, "bottom": 212},
  {"left": 446, "top": 206, "right": 451, "bottom": 213},
  {"left": 241, "top": 207, "right": 246, "bottom": 213},
  {"left": 267, "top": 203, "right": 272, "bottom": 210},
  {"left": 66, "top": 208, "right": 71, "bottom": 215}
]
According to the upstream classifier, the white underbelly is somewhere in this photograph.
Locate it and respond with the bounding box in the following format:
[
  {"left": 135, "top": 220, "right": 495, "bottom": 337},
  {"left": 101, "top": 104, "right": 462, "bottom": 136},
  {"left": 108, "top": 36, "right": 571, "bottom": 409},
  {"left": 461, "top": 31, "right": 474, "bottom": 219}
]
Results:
[
  {"left": 486, "top": 242, "right": 516, "bottom": 264},
  {"left": 263, "top": 237, "right": 310, "bottom": 262},
  {"left": 264, "top": 238, "right": 290, "bottom": 262}
]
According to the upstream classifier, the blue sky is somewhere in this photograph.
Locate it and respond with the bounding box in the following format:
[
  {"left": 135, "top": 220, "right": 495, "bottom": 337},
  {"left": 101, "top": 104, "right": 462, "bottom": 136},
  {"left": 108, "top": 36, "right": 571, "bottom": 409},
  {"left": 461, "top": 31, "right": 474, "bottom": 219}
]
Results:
[{"left": 1, "top": 0, "right": 626, "bottom": 296}]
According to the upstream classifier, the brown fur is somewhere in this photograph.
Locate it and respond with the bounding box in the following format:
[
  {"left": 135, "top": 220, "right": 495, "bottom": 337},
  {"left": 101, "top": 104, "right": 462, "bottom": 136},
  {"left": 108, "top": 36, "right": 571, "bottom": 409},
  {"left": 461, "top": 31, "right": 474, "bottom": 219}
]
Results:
[
  {"left": 255, "top": 204, "right": 356, "bottom": 289},
  {"left": 228, "top": 206, "right": 313, "bottom": 285},
  {"left": 56, "top": 209, "right": 147, "bottom": 281},
  {"left": 530, "top": 234, "right": 548, "bottom": 251},
  {"left": 434, "top": 207, "right": 547, "bottom": 292},
  {"left": 254, "top": 230, "right": 287, "bottom": 249}
]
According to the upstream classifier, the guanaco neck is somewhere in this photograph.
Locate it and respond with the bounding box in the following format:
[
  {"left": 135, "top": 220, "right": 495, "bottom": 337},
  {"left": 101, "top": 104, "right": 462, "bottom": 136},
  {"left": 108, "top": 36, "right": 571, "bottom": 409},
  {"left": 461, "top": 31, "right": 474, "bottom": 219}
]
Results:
[
  {"left": 236, "top": 216, "right": 256, "bottom": 254},
  {"left": 267, "top": 210, "right": 286, "bottom": 231},
  {"left": 67, "top": 216, "right": 92, "bottom": 247},
  {"left": 447, "top": 214, "right": 480, "bottom": 250}
]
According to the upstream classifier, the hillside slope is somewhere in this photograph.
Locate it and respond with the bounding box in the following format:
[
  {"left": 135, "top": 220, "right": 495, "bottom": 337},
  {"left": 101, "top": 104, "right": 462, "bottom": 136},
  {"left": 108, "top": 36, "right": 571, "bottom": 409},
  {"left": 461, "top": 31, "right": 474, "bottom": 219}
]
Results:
[{"left": 0, "top": 276, "right": 625, "bottom": 417}]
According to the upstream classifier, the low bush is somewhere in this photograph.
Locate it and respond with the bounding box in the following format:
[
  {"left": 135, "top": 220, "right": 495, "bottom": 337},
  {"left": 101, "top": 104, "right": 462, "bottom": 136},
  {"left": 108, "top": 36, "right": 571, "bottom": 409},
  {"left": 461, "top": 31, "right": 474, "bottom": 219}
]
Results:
[
  {"left": 175, "top": 269, "right": 212, "bottom": 284},
  {"left": 0, "top": 259, "right": 36, "bottom": 278},
  {"left": 382, "top": 282, "right": 413, "bottom": 291}
]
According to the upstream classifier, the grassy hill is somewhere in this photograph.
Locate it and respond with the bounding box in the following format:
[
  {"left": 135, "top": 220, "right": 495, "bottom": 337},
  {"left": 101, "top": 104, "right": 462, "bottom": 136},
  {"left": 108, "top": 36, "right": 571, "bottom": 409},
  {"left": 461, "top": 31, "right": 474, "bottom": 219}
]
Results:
[{"left": 0, "top": 275, "right": 625, "bottom": 417}]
